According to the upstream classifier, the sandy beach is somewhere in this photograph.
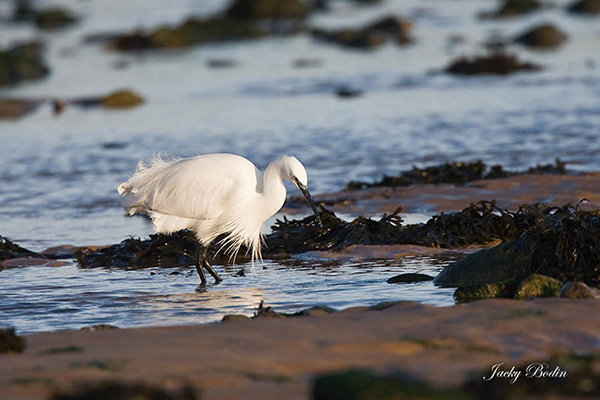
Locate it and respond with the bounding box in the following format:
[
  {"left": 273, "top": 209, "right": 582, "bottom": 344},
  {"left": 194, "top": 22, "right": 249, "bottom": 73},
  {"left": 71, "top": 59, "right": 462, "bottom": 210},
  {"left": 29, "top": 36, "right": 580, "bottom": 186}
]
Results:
[{"left": 3, "top": 297, "right": 600, "bottom": 400}]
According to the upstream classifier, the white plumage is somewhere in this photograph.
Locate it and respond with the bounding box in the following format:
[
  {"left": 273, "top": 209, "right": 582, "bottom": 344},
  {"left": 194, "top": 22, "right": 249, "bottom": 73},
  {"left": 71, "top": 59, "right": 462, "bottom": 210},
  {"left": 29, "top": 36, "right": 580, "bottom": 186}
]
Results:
[{"left": 118, "top": 153, "right": 321, "bottom": 283}]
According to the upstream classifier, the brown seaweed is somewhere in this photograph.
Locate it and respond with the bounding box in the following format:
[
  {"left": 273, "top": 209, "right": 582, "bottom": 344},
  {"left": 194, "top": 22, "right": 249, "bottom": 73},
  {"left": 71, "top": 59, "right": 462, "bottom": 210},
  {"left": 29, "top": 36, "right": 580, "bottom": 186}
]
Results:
[
  {"left": 346, "top": 159, "right": 566, "bottom": 190},
  {"left": 0, "top": 236, "right": 45, "bottom": 261},
  {"left": 75, "top": 230, "right": 199, "bottom": 269},
  {"left": 445, "top": 52, "right": 542, "bottom": 76},
  {"left": 0, "top": 41, "right": 49, "bottom": 86}
]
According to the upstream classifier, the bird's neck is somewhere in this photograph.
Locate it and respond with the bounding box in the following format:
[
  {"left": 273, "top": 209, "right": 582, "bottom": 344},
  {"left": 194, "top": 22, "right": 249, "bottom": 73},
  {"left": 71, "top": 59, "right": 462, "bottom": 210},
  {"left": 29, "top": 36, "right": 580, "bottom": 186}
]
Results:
[{"left": 260, "top": 161, "right": 287, "bottom": 217}]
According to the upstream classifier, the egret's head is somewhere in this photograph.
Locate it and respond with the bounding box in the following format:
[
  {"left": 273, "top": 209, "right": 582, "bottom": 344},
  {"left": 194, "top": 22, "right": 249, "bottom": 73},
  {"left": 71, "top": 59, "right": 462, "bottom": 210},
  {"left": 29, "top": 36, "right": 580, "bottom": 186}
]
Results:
[
  {"left": 279, "top": 155, "right": 323, "bottom": 228},
  {"left": 281, "top": 155, "right": 308, "bottom": 187}
]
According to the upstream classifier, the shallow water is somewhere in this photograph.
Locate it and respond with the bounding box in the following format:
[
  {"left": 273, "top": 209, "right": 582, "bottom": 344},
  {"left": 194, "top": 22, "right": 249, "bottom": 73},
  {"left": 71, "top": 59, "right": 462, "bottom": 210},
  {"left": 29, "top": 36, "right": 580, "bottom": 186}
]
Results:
[
  {"left": 1, "top": 0, "right": 599, "bottom": 333},
  {"left": 0, "top": 257, "right": 455, "bottom": 334}
]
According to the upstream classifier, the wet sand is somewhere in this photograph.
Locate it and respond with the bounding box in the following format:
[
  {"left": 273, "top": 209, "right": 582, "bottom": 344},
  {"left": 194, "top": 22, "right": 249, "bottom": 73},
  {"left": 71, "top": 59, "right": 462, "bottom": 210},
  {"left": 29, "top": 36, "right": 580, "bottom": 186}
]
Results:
[
  {"left": 2, "top": 298, "right": 599, "bottom": 400},
  {"left": 291, "top": 172, "right": 600, "bottom": 215}
]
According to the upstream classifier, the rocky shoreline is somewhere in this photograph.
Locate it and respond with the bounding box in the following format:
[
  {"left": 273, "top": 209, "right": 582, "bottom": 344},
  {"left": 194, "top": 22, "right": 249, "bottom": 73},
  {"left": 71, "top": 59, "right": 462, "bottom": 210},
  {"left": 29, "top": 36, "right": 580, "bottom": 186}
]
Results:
[{"left": 3, "top": 165, "right": 600, "bottom": 398}]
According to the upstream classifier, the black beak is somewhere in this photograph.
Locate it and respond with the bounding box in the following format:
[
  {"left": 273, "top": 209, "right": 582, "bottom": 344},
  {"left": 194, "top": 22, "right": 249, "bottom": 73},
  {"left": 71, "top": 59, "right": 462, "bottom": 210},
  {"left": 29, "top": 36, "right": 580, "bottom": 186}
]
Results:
[{"left": 293, "top": 177, "right": 323, "bottom": 228}]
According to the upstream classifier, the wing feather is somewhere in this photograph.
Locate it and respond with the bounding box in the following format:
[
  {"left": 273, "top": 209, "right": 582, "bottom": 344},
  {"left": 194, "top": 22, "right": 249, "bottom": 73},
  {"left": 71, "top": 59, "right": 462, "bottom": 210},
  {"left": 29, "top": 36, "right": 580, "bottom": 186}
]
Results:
[{"left": 118, "top": 153, "right": 261, "bottom": 223}]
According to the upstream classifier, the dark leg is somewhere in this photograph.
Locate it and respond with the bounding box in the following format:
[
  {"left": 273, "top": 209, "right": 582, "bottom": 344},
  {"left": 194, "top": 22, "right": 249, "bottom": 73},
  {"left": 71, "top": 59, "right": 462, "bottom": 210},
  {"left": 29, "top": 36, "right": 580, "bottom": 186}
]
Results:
[
  {"left": 202, "top": 247, "right": 223, "bottom": 283},
  {"left": 195, "top": 245, "right": 207, "bottom": 285}
]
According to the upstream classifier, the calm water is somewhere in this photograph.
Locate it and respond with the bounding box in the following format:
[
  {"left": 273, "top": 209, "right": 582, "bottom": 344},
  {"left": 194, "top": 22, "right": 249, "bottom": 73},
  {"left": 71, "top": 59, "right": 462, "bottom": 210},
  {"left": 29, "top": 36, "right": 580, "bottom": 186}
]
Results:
[
  {"left": 0, "top": 257, "right": 455, "bottom": 334},
  {"left": 1, "top": 0, "right": 599, "bottom": 333}
]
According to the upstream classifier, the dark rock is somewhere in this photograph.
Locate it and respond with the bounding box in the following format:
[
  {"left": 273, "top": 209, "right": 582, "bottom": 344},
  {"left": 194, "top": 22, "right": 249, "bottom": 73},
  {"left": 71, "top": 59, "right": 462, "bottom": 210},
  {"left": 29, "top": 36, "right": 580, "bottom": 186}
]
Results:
[
  {"left": 50, "top": 381, "right": 197, "bottom": 400},
  {"left": 225, "top": 0, "right": 309, "bottom": 19},
  {"left": 365, "top": 16, "right": 413, "bottom": 45},
  {"left": 515, "top": 23, "right": 568, "bottom": 49},
  {"left": 436, "top": 203, "right": 600, "bottom": 288},
  {"left": 481, "top": 0, "right": 543, "bottom": 18},
  {"left": 0, "top": 327, "right": 26, "bottom": 353},
  {"left": 35, "top": 8, "right": 77, "bottom": 30},
  {"left": 0, "top": 98, "right": 39, "bottom": 120},
  {"left": 80, "top": 324, "right": 120, "bottom": 331},
  {"left": 387, "top": 273, "right": 435, "bottom": 284},
  {"left": 102, "top": 142, "right": 128, "bottom": 150},
  {"left": 12, "top": 0, "right": 36, "bottom": 22},
  {"left": 568, "top": 0, "right": 600, "bottom": 14},
  {"left": 311, "top": 14, "right": 412, "bottom": 50},
  {"left": 221, "top": 314, "right": 250, "bottom": 322},
  {"left": 313, "top": 369, "right": 466, "bottom": 400},
  {"left": 0, "top": 42, "right": 49, "bottom": 86},
  {"left": 293, "top": 305, "right": 337, "bottom": 316},
  {"left": 445, "top": 51, "right": 542, "bottom": 76},
  {"left": 514, "top": 274, "right": 563, "bottom": 299},
  {"left": 109, "top": 17, "right": 265, "bottom": 51},
  {"left": 560, "top": 281, "right": 600, "bottom": 299},
  {"left": 454, "top": 281, "right": 517, "bottom": 303},
  {"left": 435, "top": 242, "right": 530, "bottom": 288},
  {"left": 311, "top": 28, "right": 386, "bottom": 50},
  {"left": 335, "top": 87, "right": 363, "bottom": 98},
  {"left": 346, "top": 159, "right": 566, "bottom": 190}
]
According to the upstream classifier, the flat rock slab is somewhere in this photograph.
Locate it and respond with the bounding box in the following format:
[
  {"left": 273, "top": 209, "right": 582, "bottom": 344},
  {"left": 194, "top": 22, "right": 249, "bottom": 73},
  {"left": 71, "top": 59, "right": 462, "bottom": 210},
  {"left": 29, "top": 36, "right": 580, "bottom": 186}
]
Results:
[
  {"left": 2, "top": 298, "right": 600, "bottom": 400},
  {"left": 294, "top": 243, "right": 492, "bottom": 261},
  {"left": 289, "top": 173, "right": 600, "bottom": 215}
]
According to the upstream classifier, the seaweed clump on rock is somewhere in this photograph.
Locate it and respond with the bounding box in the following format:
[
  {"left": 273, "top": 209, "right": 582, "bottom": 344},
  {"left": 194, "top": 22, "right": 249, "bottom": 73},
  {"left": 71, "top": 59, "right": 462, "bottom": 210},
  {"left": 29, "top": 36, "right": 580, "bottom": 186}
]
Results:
[
  {"left": 0, "top": 235, "right": 44, "bottom": 262},
  {"left": 267, "top": 200, "right": 534, "bottom": 255},
  {"left": 311, "top": 15, "right": 413, "bottom": 50},
  {"left": 109, "top": 17, "right": 266, "bottom": 51},
  {"left": 568, "top": 0, "right": 600, "bottom": 14},
  {"left": 480, "top": 0, "right": 543, "bottom": 18},
  {"left": 265, "top": 206, "right": 405, "bottom": 255},
  {"left": 514, "top": 23, "right": 568, "bottom": 49},
  {"left": 0, "top": 42, "right": 49, "bottom": 86},
  {"left": 76, "top": 231, "right": 199, "bottom": 269},
  {"left": 225, "top": 0, "right": 309, "bottom": 19},
  {"left": 435, "top": 202, "right": 600, "bottom": 293},
  {"left": 445, "top": 51, "right": 542, "bottom": 76},
  {"left": 100, "top": 90, "right": 144, "bottom": 109},
  {"left": 34, "top": 8, "right": 78, "bottom": 30},
  {"left": 12, "top": 1, "right": 78, "bottom": 29},
  {"left": 346, "top": 159, "right": 566, "bottom": 190}
]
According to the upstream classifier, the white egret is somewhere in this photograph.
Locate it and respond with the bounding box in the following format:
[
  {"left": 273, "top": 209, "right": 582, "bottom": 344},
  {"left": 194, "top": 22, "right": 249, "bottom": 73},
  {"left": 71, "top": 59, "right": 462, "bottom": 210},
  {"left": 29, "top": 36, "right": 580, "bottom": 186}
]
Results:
[{"left": 118, "top": 153, "right": 322, "bottom": 284}]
